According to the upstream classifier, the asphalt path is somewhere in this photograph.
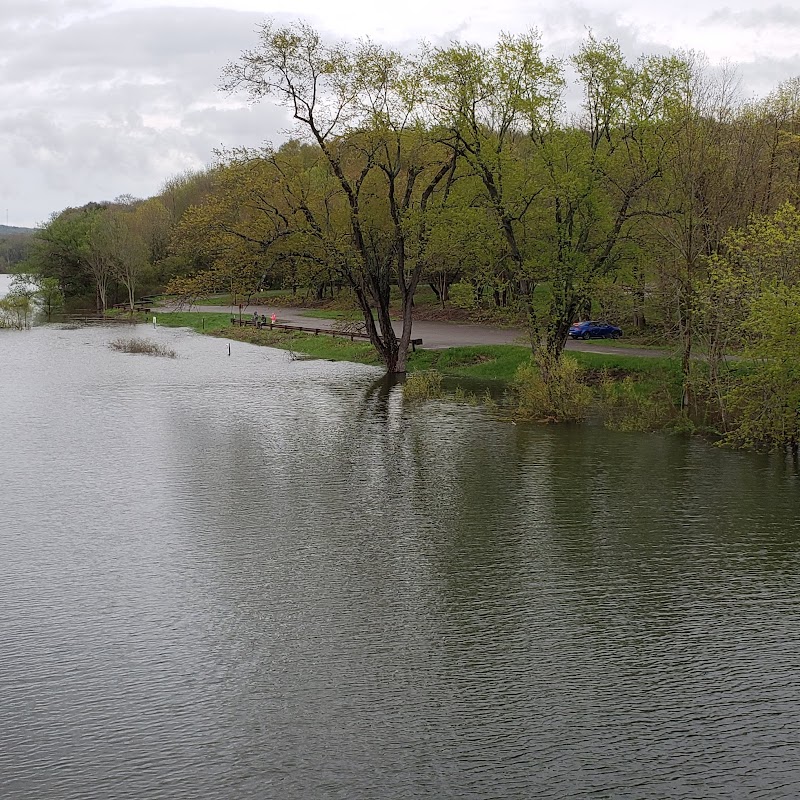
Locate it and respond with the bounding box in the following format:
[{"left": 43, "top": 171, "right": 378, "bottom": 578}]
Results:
[{"left": 165, "top": 303, "right": 674, "bottom": 358}]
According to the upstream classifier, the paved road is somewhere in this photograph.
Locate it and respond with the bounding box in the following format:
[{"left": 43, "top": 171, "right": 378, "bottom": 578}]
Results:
[{"left": 166, "top": 303, "right": 674, "bottom": 358}]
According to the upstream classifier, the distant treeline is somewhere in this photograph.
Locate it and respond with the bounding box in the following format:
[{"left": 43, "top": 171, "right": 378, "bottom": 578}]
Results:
[{"left": 1, "top": 227, "right": 33, "bottom": 273}]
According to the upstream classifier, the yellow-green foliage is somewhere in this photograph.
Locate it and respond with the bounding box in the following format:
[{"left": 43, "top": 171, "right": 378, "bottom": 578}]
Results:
[
  {"left": 0, "top": 293, "right": 33, "bottom": 329},
  {"left": 722, "top": 283, "right": 800, "bottom": 451},
  {"left": 452, "top": 385, "right": 481, "bottom": 405},
  {"left": 449, "top": 282, "right": 477, "bottom": 309},
  {"left": 403, "top": 370, "right": 444, "bottom": 401},
  {"left": 509, "top": 355, "right": 591, "bottom": 422},
  {"left": 725, "top": 202, "right": 800, "bottom": 285},
  {"left": 598, "top": 373, "right": 677, "bottom": 431}
]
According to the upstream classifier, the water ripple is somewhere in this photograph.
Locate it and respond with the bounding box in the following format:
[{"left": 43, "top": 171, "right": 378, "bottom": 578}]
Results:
[{"left": 1, "top": 324, "right": 799, "bottom": 799}]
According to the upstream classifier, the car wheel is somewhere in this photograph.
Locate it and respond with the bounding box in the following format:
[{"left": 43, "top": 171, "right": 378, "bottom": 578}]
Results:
[{"left": 611, "top": 331, "right": 621, "bottom": 339}]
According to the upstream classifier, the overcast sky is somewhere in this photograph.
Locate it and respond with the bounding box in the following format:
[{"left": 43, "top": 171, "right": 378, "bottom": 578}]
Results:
[{"left": 2, "top": 0, "right": 799, "bottom": 228}]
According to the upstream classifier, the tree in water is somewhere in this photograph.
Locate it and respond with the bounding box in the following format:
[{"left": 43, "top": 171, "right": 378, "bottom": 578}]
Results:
[{"left": 221, "top": 22, "right": 454, "bottom": 373}]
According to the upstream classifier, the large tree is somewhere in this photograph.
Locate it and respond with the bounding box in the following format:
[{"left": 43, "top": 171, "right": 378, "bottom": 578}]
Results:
[
  {"left": 531, "top": 39, "right": 692, "bottom": 362},
  {"left": 645, "top": 57, "right": 757, "bottom": 408},
  {"left": 168, "top": 152, "right": 299, "bottom": 305},
  {"left": 425, "top": 32, "right": 563, "bottom": 327},
  {"left": 221, "top": 21, "right": 454, "bottom": 373},
  {"left": 25, "top": 208, "right": 96, "bottom": 303}
]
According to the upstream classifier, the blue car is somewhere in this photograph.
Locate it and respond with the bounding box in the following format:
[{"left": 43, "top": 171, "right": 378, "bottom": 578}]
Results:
[{"left": 569, "top": 320, "right": 623, "bottom": 340}]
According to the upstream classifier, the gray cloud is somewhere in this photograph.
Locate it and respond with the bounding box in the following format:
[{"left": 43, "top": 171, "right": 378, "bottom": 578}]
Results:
[
  {"left": 705, "top": 5, "right": 800, "bottom": 28},
  {"left": 737, "top": 55, "right": 800, "bottom": 99},
  {"left": 3, "top": 2, "right": 800, "bottom": 227},
  {"left": 3, "top": 0, "right": 108, "bottom": 25},
  {"left": 0, "top": 6, "right": 297, "bottom": 225},
  {"left": 3, "top": 7, "right": 269, "bottom": 86}
]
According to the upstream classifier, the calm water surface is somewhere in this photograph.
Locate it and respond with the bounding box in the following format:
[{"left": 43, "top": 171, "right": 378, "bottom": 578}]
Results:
[{"left": 1, "top": 319, "right": 799, "bottom": 799}]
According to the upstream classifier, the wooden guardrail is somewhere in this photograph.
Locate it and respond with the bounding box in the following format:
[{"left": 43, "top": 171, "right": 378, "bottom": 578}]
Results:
[
  {"left": 112, "top": 301, "right": 152, "bottom": 311},
  {"left": 62, "top": 315, "right": 136, "bottom": 324},
  {"left": 231, "top": 318, "right": 423, "bottom": 350}
]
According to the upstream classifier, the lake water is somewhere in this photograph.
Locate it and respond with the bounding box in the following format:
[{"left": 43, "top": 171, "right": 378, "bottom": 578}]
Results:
[{"left": 1, "top": 320, "right": 799, "bottom": 799}]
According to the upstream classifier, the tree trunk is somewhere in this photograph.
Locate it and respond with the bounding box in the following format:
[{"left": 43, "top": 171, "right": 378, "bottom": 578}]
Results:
[
  {"left": 632, "top": 266, "right": 646, "bottom": 329},
  {"left": 679, "top": 284, "right": 693, "bottom": 413},
  {"left": 98, "top": 279, "right": 108, "bottom": 314},
  {"left": 545, "top": 317, "right": 573, "bottom": 363}
]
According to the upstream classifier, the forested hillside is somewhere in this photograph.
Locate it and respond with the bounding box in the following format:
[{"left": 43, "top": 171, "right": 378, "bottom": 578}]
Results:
[
  {"left": 0, "top": 225, "right": 34, "bottom": 236},
  {"left": 0, "top": 226, "right": 34, "bottom": 272}
]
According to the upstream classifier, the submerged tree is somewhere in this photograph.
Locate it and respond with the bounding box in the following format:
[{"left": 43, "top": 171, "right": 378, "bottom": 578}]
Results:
[
  {"left": 221, "top": 22, "right": 454, "bottom": 373},
  {"left": 0, "top": 278, "right": 34, "bottom": 329}
]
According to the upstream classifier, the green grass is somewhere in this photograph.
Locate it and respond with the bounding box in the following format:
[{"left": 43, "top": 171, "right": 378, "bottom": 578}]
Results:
[
  {"left": 299, "top": 309, "right": 362, "bottom": 320},
  {"left": 189, "top": 290, "right": 293, "bottom": 306},
  {"left": 155, "top": 311, "right": 233, "bottom": 333},
  {"left": 572, "top": 350, "right": 685, "bottom": 411},
  {"left": 407, "top": 345, "right": 531, "bottom": 381},
  {"left": 408, "top": 344, "right": 683, "bottom": 382},
  {"left": 157, "top": 310, "right": 381, "bottom": 363},
  {"left": 225, "top": 326, "right": 382, "bottom": 364},
  {"left": 569, "top": 350, "right": 681, "bottom": 375},
  {"left": 156, "top": 311, "right": 684, "bottom": 384},
  {"left": 574, "top": 336, "right": 678, "bottom": 351}
]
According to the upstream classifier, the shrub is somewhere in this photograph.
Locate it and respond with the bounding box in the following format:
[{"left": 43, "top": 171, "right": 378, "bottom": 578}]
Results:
[
  {"left": 508, "top": 354, "right": 591, "bottom": 422},
  {"left": 720, "top": 284, "right": 800, "bottom": 452},
  {"left": 403, "top": 370, "right": 444, "bottom": 401},
  {"left": 597, "top": 373, "right": 678, "bottom": 432},
  {"left": 452, "top": 385, "right": 480, "bottom": 405},
  {"left": 448, "top": 282, "right": 478, "bottom": 309},
  {"left": 109, "top": 337, "right": 176, "bottom": 358}
]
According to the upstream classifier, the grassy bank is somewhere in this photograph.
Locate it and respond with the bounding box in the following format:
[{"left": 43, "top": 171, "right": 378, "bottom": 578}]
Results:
[
  {"left": 156, "top": 311, "right": 382, "bottom": 365},
  {"left": 154, "top": 309, "right": 690, "bottom": 429},
  {"left": 299, "top": 309, "right": 363, "bottom": 321},
  {"left": 189, "top": 290, "right": 293, "bottom": 306},
  {"left": 154, "top": 311, "right": 237, "bottom": 334},
  {"left": 156, "top": 311, "right": 528, "bottom": 376},
  {"left": 114, "top": 303, "right": 792, "bottom": 446},
  {"left": 155, "top": 311, "right": 680, "bottom": 385},
  {"left": 409, "top": 343, "right": 681, "bottom": 384}
]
